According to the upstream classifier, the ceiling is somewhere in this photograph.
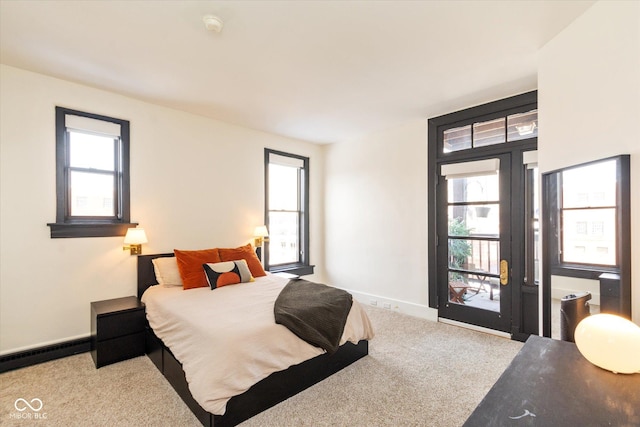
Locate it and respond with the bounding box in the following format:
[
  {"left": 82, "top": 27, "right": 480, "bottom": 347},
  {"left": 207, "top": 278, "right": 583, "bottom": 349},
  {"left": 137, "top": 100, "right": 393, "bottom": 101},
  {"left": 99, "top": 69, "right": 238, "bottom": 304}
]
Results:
[{"left": 0, "top": 1, "right": 594, "bottom": 144}]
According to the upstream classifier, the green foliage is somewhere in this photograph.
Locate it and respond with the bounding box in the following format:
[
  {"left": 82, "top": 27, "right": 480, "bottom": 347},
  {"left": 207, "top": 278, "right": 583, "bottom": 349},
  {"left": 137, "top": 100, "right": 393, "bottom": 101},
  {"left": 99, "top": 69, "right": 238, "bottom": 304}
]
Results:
[{"left": 448, "top": 218, "right": 472, "bottom": 281}]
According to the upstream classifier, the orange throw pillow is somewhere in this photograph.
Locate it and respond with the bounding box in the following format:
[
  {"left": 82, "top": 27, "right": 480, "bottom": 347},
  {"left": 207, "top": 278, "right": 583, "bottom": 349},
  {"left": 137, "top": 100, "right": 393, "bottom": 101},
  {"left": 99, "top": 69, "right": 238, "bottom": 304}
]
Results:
[
  {"left": 218, "top": 243, "right": 266, "bottom": 277},
  {"left": 174, "top": 248, "right": 221, "bottom": 289}
]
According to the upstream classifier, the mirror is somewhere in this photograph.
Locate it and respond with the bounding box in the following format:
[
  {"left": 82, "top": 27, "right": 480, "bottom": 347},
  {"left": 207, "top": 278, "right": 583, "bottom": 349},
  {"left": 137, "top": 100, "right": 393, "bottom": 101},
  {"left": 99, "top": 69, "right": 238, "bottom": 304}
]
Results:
[{"left": 542, "top": 155, "right": 631, "bottom": 340}]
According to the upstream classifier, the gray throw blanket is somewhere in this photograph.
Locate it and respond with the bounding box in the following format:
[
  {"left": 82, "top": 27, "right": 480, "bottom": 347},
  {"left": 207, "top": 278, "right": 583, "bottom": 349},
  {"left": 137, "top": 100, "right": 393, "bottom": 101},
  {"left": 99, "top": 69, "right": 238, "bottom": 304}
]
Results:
[{"left": 274, "top": 279, "right": 353, "bottom": 354}]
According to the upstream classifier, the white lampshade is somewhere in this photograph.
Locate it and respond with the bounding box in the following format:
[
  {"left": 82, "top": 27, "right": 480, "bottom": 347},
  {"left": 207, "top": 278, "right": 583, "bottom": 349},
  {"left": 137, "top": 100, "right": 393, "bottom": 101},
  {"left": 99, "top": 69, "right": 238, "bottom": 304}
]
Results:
[
  {"left": 124, "top": 228, "right": 148, "bottom": 245},
  {"left": 574, "top": 314, "right": 640, "bottom": 374},
  {"left": 254, "top": 226, "right": 269, "bottom": 237}
]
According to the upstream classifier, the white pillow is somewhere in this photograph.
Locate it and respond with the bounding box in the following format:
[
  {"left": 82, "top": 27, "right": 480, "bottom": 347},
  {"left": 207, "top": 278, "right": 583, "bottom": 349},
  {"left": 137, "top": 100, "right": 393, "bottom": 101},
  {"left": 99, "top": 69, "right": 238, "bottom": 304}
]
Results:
[{"left": 152, "top": 257, "right": 183, "bottom": 287}]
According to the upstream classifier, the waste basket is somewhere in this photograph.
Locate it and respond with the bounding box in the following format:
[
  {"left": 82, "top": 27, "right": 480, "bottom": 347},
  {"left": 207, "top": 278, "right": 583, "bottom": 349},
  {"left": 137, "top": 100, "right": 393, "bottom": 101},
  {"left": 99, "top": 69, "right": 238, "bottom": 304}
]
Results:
[{"left": 560, "top": 291, "right": 591, "bottom": 342}]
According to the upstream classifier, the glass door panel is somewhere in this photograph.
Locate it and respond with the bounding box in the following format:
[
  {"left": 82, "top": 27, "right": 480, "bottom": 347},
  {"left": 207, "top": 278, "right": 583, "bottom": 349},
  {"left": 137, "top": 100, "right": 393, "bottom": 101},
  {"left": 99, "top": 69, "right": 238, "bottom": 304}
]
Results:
[
  {"left": 447, "top": 239, "right": 499, "bottom": 274},
  {"left": 438, "top": 154, "right": 511, "bottom": 333},
  {"left": 447, "top": 174, "right": 499, "bottom": 203},
  {"left": 446, "top": 172, "right": 501, "bottom": 313}
]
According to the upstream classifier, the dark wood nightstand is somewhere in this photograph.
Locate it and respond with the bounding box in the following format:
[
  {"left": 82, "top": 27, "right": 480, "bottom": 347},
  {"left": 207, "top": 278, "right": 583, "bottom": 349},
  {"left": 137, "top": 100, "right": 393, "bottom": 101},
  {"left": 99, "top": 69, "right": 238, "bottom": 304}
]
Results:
[{"left": 90, "top": 296, "right": 145, "bottom": 368}]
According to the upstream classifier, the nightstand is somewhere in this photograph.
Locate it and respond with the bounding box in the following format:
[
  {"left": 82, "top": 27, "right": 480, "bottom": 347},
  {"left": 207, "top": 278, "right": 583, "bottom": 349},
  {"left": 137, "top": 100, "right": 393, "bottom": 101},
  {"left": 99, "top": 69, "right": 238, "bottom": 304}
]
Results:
[{"left": 90, "top": 296, "right": 145, "bottom": 368}]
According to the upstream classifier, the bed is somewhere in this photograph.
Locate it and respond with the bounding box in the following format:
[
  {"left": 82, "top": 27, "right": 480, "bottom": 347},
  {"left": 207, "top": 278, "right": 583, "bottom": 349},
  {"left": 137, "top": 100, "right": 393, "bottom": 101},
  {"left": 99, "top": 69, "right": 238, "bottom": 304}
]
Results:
[{"left": 137, "top": 253, "right": 372, "bottom": 427}]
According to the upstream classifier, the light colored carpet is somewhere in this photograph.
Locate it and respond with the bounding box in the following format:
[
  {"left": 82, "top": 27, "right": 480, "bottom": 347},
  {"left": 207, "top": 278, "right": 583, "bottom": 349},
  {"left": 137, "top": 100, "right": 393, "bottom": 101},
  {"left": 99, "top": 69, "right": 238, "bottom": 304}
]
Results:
[{"left": 1, "top": 306, "right": 522, "bottom": 427}]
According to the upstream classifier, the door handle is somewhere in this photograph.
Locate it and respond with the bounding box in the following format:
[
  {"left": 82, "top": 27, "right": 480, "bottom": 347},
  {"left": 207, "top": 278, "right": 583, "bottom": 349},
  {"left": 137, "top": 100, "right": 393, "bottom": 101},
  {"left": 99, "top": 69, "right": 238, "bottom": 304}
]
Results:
[{"left": 500, "top": 260, "right": 508, "bottom": 285}]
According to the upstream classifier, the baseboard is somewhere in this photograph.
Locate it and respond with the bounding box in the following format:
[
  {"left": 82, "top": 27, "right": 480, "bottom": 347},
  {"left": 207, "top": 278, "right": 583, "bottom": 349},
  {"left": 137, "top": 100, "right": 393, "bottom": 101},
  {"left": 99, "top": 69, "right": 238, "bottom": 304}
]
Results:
[
  {"left": 438, "top": 318, "right": 511, "bottom": 339},
  {"left": 0, "top": 337, "right": 91, "bottom": 374},
  {"left": 340, "top": 288, "right": 438, "bottom": 321}
]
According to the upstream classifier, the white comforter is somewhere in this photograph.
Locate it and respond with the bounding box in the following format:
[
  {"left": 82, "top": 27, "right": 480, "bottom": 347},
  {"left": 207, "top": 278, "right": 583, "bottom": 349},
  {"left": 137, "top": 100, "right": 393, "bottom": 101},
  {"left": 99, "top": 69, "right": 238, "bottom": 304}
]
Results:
[{"left": 141, "top": 274, "right": 374, "bottom": 415}]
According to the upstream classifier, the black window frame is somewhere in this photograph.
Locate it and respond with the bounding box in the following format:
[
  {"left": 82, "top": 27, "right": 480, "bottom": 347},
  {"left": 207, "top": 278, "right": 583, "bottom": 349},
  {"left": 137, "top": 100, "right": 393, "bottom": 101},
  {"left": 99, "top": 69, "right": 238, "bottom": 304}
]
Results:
[
  {"left": 523, "top": 162, "right": 539, "bottom": 288},
  {"left": 264, "top": 148, "right": 314, "bottom": 276},
  {"left": 428, "top": 91, "right": 538, "bottom": 309},
  {"left": 541, "top": 155, "right": 631, "bottom": 337},
  {"left": 543, "top": 155, "right": 630, "bottom": 280},
  {"left": 48, "top": 107, "right": 136, "bottom": 238}
]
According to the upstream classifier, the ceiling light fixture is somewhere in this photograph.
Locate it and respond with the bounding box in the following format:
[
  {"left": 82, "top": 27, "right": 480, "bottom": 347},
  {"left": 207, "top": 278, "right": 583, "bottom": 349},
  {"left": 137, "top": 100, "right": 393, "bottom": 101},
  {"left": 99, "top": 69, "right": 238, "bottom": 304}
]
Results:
[{"left": 203, "top": 15, "right": 224, "bottom": 33}]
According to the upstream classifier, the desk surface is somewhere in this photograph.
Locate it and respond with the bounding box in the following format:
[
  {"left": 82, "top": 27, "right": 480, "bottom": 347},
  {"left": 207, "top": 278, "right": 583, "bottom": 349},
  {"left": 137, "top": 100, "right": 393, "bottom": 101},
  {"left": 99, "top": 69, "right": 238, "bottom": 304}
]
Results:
[{"left": 464, "top": 335, "right": 640, "bottom": 426}]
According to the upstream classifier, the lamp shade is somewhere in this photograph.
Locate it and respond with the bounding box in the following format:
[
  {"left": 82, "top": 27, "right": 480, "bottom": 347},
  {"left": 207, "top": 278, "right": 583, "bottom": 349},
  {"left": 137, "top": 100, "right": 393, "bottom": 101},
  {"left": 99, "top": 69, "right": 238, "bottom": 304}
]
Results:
[
  {"left": 124, "top": 228, "right": 148, "bottom": 245},
  {"left": 254, "top": 226, "right": 269, "bottom": 237},
  {"left": 574, "top": 314, "right": 640, "bottom": 374}
]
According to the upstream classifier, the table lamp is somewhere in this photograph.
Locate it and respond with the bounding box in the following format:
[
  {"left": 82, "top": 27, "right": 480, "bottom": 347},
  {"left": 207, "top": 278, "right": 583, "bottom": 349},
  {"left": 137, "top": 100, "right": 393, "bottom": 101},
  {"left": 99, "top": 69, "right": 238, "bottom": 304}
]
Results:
[{"left": 574, "top": 314, "right": 640, "bottom": 374}]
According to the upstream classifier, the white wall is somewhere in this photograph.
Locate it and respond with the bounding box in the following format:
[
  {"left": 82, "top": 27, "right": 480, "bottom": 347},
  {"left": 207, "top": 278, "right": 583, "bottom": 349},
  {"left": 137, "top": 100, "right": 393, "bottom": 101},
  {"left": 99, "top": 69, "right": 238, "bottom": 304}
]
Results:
[
  {"left": 324, "top": 119, "right": 436, "bottom": 320},
  {"left": 539, "top": 0, "right": 640, "bottom": 324},
  {"left": 0, "top": 65, "right": 325, "bottom": 354},
  {"left": 324, "top": 0, "right": 640, "bottom": 328}
]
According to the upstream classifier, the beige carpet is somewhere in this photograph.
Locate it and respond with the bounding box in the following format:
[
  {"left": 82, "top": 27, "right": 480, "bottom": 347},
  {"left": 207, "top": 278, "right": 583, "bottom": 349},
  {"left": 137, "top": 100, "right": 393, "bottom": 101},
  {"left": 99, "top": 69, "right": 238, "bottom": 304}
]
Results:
[{"left": 1, "top": 306, "right": 522, "bottom": 427}]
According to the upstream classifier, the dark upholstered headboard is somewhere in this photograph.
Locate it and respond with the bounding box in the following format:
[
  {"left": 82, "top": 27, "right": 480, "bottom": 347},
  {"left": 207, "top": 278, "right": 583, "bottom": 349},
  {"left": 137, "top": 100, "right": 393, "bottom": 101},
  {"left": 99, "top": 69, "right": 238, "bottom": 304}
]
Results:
[{"left": 137, "top": 253, "right": 174, "bottom": 298}]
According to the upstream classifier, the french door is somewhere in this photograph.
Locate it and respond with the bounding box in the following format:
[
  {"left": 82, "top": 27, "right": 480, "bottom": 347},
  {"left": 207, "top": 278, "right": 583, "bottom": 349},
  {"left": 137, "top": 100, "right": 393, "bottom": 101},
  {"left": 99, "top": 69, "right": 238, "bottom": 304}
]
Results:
[
  {"left": 437, "top": 154, "right": 513, "bottom": 332},
  {"left": 428, "top": 92, "right": 539, "bottom": 338}
]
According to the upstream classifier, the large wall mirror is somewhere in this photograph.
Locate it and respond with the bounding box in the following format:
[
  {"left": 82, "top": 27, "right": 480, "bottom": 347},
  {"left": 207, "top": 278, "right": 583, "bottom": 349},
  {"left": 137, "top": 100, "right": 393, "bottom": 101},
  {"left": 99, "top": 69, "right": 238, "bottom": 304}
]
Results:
[{"left": 542, "top": 155, "right": 631, "bottom": 339}]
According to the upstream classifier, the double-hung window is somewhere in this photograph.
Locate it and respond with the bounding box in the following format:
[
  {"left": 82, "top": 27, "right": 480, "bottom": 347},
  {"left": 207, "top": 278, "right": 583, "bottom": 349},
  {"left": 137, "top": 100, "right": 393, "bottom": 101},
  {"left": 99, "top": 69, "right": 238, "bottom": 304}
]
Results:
[
  {"left": 547, "top": 157, "right": 628, "bottom": 272},
  {"left": 264, "top": 149, "right": 313, "bottom": 275},
  {"left": 542, "top": 155, "right": 632, "bottom": 333},
  {"left": 48, "top": 107, "right": 135, "bottom": 238},
  {"left": 560, "top": 160, "right": 617, "bottom": 266}
]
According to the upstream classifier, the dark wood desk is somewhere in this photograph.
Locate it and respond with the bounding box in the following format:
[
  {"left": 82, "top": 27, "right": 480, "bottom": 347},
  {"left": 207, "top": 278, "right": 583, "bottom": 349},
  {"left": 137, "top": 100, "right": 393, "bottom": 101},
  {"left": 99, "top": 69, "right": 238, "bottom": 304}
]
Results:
[{"left": 464, "top": 335, "right": 640, "bottom": 426}]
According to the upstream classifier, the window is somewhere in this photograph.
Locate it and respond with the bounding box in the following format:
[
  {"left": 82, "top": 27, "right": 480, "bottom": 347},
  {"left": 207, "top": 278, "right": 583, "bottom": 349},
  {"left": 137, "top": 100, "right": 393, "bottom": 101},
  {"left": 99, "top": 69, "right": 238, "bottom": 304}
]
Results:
[
  {"left": 443, "top": 109, "right": 537, "bottom": 153},
  {"left": 560, "top": 159, "right": 618, "bottom": 267},
  {"left": 48, "top": 107, "right": 135, "bottom": 238},
  {"left": 542, "top": 155, "right": 632, "bottom": 336},
  {"left": 543, "top": 155, "right": 630, "bottom": 278},
  {"left": 264, "top": 149, "right": 313, "bottom": 275}
]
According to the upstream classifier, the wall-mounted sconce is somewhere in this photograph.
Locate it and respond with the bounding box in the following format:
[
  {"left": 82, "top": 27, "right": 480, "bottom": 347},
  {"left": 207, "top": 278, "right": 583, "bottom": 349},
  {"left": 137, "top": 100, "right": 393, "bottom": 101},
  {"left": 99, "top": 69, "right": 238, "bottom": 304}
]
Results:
[
  {"left": 253, "top": 225, "right": 269, "bottom": 248},
  {"left": 254, "top": 225, "right": 269, "bottom": 247},
  {"left": 254, "top": 226, "right": 269, "bottom": 265},
  {"left": 123, "top": 227, "right": 148, "bottom": 255}
]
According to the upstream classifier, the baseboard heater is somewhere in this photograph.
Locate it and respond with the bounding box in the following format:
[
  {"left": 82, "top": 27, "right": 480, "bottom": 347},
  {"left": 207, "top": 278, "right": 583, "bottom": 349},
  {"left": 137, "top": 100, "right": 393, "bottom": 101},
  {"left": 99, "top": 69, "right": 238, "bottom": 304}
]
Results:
[{"left": 0, "top": 338, "right": 91, "bottom": 374}]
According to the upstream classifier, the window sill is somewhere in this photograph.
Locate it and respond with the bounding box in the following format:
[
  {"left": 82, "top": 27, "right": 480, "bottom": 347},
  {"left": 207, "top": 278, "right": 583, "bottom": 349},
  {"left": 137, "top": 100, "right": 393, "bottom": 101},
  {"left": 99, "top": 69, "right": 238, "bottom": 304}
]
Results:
[
  {"left": 47, "top": 222, "right": 138, "bottom": 238},
  {"left": 268, "top": 264, "right": 315, "bottom": 277},
  {"left": 550, "top": 265, "right": 618, "bottom": 280}
]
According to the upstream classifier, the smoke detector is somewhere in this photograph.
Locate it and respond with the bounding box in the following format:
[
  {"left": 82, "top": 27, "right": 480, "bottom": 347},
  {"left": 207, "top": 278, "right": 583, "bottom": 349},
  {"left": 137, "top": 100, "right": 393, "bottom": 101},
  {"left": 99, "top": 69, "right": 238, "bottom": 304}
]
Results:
[{"left": 203, "top": 15, "right": 223, "bottom": 33}]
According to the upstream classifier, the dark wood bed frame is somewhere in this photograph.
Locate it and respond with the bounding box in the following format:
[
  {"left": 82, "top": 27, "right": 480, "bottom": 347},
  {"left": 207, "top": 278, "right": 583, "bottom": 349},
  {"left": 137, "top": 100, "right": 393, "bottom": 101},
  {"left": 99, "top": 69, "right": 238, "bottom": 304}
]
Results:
[{"left": 137, "top": 253, "right": 369, "bottom": 427}]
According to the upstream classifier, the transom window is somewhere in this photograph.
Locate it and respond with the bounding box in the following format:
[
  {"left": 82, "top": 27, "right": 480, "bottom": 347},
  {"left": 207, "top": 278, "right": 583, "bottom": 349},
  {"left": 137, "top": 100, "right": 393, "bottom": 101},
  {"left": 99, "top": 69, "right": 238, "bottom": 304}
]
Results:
[{"left": 443, "top": 109, "right": 538, "bottom": 153}]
